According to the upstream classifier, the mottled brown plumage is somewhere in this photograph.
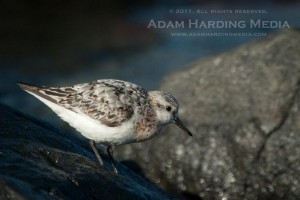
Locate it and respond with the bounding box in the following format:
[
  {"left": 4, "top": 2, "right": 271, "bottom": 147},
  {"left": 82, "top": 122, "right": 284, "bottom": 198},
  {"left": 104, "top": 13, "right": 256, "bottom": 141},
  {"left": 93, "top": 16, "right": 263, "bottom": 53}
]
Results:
[{"left": 22, "top": 80, "right": 148, "bottom": 127}]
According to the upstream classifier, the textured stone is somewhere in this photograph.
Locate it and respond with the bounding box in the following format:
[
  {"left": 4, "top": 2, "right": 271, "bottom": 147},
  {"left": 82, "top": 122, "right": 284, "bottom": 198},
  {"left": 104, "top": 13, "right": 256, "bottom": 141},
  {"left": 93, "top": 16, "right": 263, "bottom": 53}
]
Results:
[
  {"left": 0, "top": 103, "right": 180, "bottom": 200},
  {"left": 115, "top": 29, "right": 300, "bottom": 199}
]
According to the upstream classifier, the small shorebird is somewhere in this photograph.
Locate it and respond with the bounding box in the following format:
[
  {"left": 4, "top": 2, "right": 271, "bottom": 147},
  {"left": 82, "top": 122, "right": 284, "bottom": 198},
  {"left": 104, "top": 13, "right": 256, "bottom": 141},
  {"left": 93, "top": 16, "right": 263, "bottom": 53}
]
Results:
[{"left": 18, "top": 79, "right": 192, "bottom": 173}]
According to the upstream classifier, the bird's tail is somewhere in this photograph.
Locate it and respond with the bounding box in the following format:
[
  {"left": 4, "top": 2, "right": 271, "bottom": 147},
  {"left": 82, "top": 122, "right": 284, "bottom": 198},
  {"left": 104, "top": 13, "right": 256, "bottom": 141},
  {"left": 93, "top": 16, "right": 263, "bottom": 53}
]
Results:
[{"left": 17, "top": 82, "right": 57, "bottom": 103}]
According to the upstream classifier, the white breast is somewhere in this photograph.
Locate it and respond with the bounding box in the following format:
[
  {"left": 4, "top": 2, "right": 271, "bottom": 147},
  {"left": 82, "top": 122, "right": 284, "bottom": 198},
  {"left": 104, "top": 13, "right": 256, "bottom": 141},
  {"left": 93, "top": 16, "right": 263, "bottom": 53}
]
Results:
[{"left": 27, "top": 91, "right": 137, "bottom": 145}]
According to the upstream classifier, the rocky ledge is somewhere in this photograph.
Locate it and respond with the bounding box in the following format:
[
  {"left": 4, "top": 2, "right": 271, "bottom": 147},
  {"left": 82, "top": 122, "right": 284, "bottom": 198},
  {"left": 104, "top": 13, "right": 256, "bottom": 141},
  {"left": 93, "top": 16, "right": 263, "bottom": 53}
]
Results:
[
  {"left": 0, "top": 103, "right": 180, "bottom": 200},
  {"left": 115, "top": 29, "right": 300, "bottom": 200}
]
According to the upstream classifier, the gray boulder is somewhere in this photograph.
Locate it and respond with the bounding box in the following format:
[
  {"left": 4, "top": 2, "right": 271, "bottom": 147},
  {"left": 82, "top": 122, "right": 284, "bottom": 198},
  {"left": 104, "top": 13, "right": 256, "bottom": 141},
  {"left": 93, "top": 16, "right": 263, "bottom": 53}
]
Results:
[
  {"left": 0, "top": 103, "right": 180, "bottom": 200},
  {"left": 115, "top": 29, "right": 300, "bottom": 199}
]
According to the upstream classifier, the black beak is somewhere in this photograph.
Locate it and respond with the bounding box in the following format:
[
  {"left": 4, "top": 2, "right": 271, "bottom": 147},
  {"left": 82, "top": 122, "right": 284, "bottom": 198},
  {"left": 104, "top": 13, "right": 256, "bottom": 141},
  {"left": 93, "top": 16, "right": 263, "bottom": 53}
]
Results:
[{"left": 173, "top": 117, "right": 193, "bottom": 136}]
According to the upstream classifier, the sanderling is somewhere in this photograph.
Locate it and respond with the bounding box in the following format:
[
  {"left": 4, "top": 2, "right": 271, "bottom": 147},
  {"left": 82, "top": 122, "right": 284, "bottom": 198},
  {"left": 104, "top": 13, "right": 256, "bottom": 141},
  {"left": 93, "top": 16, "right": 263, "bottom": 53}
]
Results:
[{"left": 18, "top": 79, "right": 192, "bottom": 173}]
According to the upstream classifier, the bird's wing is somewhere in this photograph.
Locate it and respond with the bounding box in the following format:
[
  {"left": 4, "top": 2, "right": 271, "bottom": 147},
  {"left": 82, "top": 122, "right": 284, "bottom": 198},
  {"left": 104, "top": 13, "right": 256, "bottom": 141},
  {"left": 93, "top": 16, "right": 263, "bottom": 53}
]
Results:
[{"left": 18, "top": 80, "right": 148, "bottom": 127}]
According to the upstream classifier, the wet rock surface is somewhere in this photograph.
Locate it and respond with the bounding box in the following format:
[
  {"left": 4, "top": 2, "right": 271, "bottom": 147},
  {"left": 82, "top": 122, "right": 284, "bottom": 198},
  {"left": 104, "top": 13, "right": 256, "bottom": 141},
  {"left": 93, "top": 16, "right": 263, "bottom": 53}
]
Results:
[
  {"left": 115, "top": 29, "right": 300, "bottom": 199},
  {"left": 0, "top": 103, "right": 180, "bottom": 200}
]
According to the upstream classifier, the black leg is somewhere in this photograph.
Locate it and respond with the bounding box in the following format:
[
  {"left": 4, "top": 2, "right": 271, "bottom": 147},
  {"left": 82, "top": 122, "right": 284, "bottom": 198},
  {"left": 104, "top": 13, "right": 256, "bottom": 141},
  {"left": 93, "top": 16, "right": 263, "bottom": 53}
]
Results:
[
  {"left": 107, "top": 146, "right": 118, "bottom": 173},
  {"left": 89, "top": 140, "right": 104, "bottom": 166}
]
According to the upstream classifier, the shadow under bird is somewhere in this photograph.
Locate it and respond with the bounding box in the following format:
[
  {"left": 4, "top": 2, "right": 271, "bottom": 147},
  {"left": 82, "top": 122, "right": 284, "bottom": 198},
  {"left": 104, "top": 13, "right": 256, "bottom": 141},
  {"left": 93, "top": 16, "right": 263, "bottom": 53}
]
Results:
[{"left": 18, "top": 79, "right": 192, "bottom": 173}]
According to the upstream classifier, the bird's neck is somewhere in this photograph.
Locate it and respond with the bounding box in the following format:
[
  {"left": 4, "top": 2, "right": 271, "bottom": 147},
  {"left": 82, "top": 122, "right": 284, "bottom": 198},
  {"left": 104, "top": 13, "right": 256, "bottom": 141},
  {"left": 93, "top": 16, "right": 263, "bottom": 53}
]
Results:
[{"left": 135, "top": 119, "right": 162, "bottom": 142}]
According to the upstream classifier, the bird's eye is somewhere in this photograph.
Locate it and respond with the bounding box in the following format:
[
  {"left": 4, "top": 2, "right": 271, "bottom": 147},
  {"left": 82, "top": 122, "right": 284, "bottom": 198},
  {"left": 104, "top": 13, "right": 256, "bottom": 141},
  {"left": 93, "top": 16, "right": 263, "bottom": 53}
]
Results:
[{"left": 166, "top": 106, "right": 172, "bottom": 112}]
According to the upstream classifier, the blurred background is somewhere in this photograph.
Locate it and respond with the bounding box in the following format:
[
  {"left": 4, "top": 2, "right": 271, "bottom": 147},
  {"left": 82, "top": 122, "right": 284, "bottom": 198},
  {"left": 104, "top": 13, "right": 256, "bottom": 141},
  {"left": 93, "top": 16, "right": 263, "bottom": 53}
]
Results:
[{"left": 0, "top": 0, "right": 300, "bottom": 126}]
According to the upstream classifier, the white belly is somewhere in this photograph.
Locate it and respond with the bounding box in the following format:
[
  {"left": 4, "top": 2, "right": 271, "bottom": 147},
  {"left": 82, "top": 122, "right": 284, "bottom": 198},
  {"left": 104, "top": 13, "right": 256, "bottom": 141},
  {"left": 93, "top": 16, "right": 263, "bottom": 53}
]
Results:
[{"left": 28, "top": 91, "right": 137, "bottom": 145}]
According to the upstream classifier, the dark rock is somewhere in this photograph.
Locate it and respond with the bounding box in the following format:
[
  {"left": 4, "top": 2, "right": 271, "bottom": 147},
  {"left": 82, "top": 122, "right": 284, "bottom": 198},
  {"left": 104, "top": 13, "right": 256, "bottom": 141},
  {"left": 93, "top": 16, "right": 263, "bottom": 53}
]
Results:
[
  {"left": 0, "top": 103, "right": 180, "bottom": 200},
  {"left": 115, "top": 29, "right": 300, "bottom": 199}
]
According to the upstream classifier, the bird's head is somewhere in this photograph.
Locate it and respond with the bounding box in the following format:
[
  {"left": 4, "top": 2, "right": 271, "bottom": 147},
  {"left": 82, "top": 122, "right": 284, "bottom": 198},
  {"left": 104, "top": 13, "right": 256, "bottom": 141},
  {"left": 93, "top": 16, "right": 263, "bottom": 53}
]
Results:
[{"left": 148, "top": 91, "right": 192, "bottom": 136}]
